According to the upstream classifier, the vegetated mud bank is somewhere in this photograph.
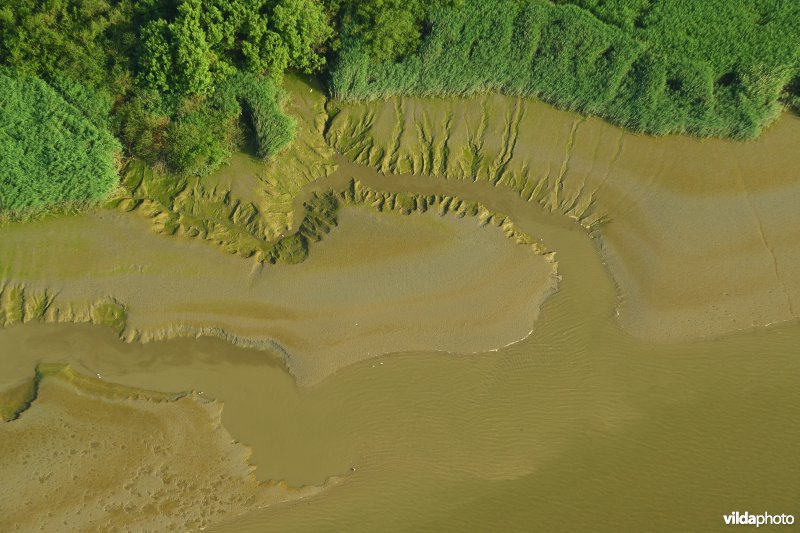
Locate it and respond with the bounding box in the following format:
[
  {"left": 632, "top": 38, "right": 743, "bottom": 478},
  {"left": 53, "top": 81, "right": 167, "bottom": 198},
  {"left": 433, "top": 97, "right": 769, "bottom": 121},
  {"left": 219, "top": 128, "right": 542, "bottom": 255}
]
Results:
[
  {"left": 106, "top": 76, "right": 338, "bottom": 263},
  {"left": 326, "top": 94, "right": 800, "bottom": 340},
  {"left": 0, "top": 364, "right": 334, "bottom": 531},
  {"left": 0, "top": 179, "right": 557, "bottom": 385}
]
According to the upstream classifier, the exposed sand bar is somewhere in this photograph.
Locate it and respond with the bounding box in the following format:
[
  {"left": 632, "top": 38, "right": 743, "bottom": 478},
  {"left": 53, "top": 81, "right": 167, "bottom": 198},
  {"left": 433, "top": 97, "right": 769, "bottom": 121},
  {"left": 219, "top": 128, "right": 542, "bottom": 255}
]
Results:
[
  {"left": 0, "top": 199, "right": 556, "bottom": 384},
  {"left": 326, "top": 96, "right": 800, "bottom": 340}
]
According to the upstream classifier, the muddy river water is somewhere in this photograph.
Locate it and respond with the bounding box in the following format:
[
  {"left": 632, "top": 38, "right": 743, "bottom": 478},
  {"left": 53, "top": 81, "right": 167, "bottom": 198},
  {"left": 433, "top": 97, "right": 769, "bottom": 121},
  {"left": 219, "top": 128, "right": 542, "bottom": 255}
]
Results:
[{"left": 1, "top": 95, "right": 799, "bottom": 531}]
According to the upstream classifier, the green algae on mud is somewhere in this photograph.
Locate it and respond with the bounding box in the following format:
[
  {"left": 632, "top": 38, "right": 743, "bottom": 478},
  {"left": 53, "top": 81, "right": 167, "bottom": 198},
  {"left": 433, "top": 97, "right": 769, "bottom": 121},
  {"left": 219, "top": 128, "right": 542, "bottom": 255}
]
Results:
[
  {"left": 0, "top": 377, "right": 35, "bottom": 422},
  {"left": 0, "top": 283, "right": 127, "bottom": 333}
]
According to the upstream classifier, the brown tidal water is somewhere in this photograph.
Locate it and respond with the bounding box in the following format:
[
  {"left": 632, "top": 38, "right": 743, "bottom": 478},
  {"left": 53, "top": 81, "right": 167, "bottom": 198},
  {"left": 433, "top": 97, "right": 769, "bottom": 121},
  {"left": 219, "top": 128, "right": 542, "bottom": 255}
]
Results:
[{"left": 1, "top": 155, "right": 799, "bottom": 531}]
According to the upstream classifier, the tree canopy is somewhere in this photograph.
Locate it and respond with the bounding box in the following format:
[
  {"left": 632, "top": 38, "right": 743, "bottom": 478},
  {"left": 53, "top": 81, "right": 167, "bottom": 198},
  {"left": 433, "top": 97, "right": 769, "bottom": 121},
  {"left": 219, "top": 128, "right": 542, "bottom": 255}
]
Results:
[
  {"left": 135, "top": 0, "right": 331, "bottom": 97},
  {"left": 0, "top": 0, "right": 330, "bottom": 213}
]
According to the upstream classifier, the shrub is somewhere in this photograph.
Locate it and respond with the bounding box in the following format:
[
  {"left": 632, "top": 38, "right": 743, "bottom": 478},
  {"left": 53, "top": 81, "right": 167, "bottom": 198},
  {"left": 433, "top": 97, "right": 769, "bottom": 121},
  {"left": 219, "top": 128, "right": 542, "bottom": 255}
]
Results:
[
  {"left": 217, "top": 73, "right": 296, "bottom": 159},
  {"left": 135, "top": 0, "right": 332, "bottom": 96},
  {"left": 116, "top": 74, "right": 295, "bottom": 176}
]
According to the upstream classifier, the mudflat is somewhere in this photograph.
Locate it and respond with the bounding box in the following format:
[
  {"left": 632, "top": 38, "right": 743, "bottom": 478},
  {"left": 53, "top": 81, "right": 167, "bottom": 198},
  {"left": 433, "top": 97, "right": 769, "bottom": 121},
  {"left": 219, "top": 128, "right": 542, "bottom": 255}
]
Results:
[
  {"left": 1, "top": 175, "right": 798, "bottom": 530},
  {"left": 0, "top": 195, "right": 556, "bottom": 384},
  {"left": 1, "top": 88, "right": 799, "bottom": 531},
  {"left": 3, "top": 3, "right": 799, "bottom": 530},
  {"left": 327, "top": 95, "right": 800, "bottom": 340},
  {"left": 0, "top": 364, "right": 333, "bottom": 532}
]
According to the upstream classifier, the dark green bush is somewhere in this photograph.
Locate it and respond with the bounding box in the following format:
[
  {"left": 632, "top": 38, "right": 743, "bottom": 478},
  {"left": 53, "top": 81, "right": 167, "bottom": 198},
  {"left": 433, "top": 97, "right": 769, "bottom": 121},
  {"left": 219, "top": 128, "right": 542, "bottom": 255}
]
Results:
[
  {"left": 114, "top": 91, "right": 172, "bottom": 167},
  {"left": 134, "top": 0, "right": 332, "bottom": 96},
  {"left": 217, "top": 74, "right": 296, "bottom": 159},
  {"left": 116, "top": 74, "right": 295, "bottom": 176},
  {"left": 0, "top": 70, "right": 120, "bottom": 215},
  {"left": 785, "top": 76, "right": 800, "bottom": 113},
  {"left": 162, "top": 98, "right": 236, "bottom": 177}
]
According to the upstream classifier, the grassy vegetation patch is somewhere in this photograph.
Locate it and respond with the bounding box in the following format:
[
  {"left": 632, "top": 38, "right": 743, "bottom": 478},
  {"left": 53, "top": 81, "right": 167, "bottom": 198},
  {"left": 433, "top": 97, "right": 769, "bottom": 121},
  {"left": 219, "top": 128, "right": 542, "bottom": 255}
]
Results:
[
  {"left": 331, "top": 0, "right": 800, "bottom": 138},
  {"left": 0, "top": 70, "right": 121, "bottom": 215},
  {"left": 218, "top": 74, "right": 297, "bottom": 160}
]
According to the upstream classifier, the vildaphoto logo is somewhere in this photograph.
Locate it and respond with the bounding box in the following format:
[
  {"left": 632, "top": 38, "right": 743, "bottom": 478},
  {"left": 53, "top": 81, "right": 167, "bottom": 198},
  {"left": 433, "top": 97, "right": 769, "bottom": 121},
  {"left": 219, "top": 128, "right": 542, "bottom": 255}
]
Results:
[{"left": 723, "top": 512, "right": 795, "bottom": 527}]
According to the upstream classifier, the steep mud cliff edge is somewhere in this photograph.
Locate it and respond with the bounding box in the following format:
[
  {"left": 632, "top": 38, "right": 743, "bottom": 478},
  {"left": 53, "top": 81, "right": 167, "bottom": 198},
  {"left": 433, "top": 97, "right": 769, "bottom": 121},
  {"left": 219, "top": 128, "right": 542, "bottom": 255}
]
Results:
[
  {"left": 325, "top": 94, "right": 800, "bottom": 340},
  {"left": 0, "top": 364, "right": 336, "bottom": 531}
]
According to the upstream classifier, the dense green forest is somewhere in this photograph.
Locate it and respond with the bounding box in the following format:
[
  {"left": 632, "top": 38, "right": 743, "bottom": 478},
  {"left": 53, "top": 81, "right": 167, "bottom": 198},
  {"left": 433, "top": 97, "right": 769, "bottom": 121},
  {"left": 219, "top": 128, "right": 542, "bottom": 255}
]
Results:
[
  {"left": 0, "top": 0, "right": 331, "bottom": 215},
  {"left": 1, "top": 0, "right": 799, "bottom": 215}
]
